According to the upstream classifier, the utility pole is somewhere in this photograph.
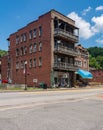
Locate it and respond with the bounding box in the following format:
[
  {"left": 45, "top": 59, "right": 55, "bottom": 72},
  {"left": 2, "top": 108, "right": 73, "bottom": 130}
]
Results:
[{"left": 24, "top": 61, "right": 27, "bottom": 90}]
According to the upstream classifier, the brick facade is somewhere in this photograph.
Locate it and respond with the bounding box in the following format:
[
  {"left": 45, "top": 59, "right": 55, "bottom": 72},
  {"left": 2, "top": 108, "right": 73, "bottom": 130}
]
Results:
[
  {"left": 90, "top": 70, "right": 103, "bottom": 83},
  {"left": 1, "top": 55, "right": 8, "bottom": 81},
  {"left": 0, "top": 58, "right": 1, "bottom": 80},
  {"left": 6, "top": 10, "right": 79, "bottom": 87},
  {"left": 75, "top": 44, "right": 89, "bottom": 71}
]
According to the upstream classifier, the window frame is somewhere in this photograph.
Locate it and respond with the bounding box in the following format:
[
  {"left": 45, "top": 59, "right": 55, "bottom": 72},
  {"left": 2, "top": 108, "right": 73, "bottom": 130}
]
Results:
[
  {"left": 39, "top": 57, "right": 42, "bottom": 66},
  {"left": 39, "top": 26, "right": 42, "bottom": 37}
]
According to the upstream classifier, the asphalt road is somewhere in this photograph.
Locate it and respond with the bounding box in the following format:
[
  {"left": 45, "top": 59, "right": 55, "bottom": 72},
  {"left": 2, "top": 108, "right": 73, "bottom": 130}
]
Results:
[{"left": 0, "top": 88, "right": 103, "bottom": 130}]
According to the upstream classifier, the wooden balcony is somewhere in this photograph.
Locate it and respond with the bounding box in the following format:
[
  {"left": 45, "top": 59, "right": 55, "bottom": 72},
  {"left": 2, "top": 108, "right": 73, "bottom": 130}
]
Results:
[
  {"left": 54, "top": 45, "right": 78, "bottom": 57},
  {"left": 53, "top": 62, "right": 78, "bottom": 71},
  {"left": 54, "top": 28, "right": 79, "bottom": 43}
]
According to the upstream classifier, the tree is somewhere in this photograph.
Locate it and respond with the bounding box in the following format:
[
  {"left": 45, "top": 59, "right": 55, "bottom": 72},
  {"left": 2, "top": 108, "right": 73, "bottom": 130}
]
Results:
[
  {"left": 88, "top": 47, "right": 103, "bottom": 69},
  {"left": 96, "top": 56, "right": 103, "bottom": 69},
  {"left": 89, "top": 56, "right": 101, "bottom": 69},
  {"left": 88, "top": 46, "right": 103, "bottom": 57},
  {"left": 0, "top": 50, "right": 7, "bottom": 57}
]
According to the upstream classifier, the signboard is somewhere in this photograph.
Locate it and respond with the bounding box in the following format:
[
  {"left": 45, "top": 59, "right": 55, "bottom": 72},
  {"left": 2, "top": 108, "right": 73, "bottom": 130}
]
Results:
[{"left": 33, "top": 79, "right": 38, "bottom": 83}]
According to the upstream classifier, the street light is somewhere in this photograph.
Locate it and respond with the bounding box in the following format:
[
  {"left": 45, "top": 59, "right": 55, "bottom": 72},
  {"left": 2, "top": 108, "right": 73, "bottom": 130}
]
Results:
[
  {"left": 24, "top": 61, "right": 27, "bottom": 90},
  {"left": 58, "top": 58, "right": 61, "bottom": 87}
]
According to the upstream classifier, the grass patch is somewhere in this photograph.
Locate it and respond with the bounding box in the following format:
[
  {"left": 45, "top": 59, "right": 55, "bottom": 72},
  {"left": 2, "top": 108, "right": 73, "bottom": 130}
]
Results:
[{"left": 0, "top": 84, "right": 44, "bottom": 91}]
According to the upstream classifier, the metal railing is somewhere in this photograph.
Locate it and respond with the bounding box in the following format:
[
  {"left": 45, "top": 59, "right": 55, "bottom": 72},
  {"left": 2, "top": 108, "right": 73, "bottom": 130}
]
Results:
[
  {"left": 54, "top": 28, "right": 79, "bottom": 42},
  {"left": 53, "top": 62, "right": 78, "bottom": 71},
  {"left": 54, "top": 45, "right": 78, "bottom": 56}
]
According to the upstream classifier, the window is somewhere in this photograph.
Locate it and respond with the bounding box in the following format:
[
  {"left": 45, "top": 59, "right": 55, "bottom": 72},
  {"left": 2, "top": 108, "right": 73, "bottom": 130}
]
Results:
[
  {"left": 33, "top": 28, "right": 37, "bottom": 38},
  {"left": 21, "top": 61, "right": 24, "bottom": 69},
  {"left": 23, "top": 33, "right": 27, "bottom": 42},
  {"left": 77, "top": 61, "right": 82, "bottom": 67},
  {"left": 21, "top": 34, "right": 23, "bottom": 42},
  {"left": 20, "top": 47, "right": 24, "bottom": 56},
  {"left": 16, "top": 48, "right": 19, "bottom": 57},
  {"left": 39, "top": 42, "right": 42, "bottom": 51},
  {"left": 39, "top": 57, "right": 42, "bottom": 66},
  {"left": 24, "top": 46, "right": 27, "bottom": 55},
  {"left": 29, "top": 44, "right": 32, "bottom": 54},
  {"left": 29, "top": 59, "right": 32, "bottom": 68},
  {"left": 39, "top": 26, "right": 42, "bottom": 36},
  {"left": 33, "top": 58, "right": 36, "bottom": 68},
  {"left": 84, "top": 61, "right": 87, "bottom": 68},
  {"left": 33, "top": 43, "right": 37, "bottom": 52},
  {"left": 16, "top": 35, "right": 20, "bottom": 44},
  {"left": 16, "top": 62, "right": 19, "bottom": 69},
  {"left": 29, "top": 30, "right": 32, "bottom": 39}
]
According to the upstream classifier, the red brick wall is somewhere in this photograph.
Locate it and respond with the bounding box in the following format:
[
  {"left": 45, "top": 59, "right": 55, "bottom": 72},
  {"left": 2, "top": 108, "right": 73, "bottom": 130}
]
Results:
[
  {"left": 0, "top": 58, "right": 1, "bottom": 79},
  {"left": 90, "top": 70, "right": 103, "bottom": 83},
  {"left": 9, "top": 12, "right": 52, "bottom": 87},
  {"left": 75, "top": 45, "right": 89, "bottom": 71},
  {"left": 1, "top": 55, "right": 8, "bottom": 81}
]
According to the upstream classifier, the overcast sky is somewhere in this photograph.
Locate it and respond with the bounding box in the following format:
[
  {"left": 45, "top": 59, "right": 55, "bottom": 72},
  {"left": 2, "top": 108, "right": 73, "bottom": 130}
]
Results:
[{"left": 0, "top": 0, "right": 103, "bottom": 50}]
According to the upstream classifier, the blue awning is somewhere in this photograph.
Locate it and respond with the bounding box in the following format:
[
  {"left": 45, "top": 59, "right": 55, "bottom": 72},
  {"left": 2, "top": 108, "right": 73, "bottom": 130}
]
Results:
[{"left": 77, "top": 69, "right": 93, "bottom": 79}]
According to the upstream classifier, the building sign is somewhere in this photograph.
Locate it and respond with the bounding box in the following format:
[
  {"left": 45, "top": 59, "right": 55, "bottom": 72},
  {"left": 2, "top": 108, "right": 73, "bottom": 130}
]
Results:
[{"left": 33, "top": 79, "right": 38, "bottom": 83}]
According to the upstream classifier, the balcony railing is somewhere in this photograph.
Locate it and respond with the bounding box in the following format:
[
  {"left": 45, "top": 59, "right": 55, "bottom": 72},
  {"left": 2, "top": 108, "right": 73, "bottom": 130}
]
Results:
[
  {"left": 54, "top": 45, "right": 78, "bottom": 56},
  {"left": 53, "top": 62, "right": 78, "bottom": 71},
  {"left": 54, "top": 28, "right": 79, "bottom": 42},
  {"left": 76, "top": 52, "right": 89, "bottom": 59}
]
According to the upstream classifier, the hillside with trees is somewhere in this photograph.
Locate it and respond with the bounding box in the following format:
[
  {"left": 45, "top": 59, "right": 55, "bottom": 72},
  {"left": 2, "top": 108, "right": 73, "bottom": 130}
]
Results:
[
  {"left": 88, "top": 47, "right": 103, "bottom": 69},
  {"left": 0, "top": 49, "right": 7, "bottom": 57}
]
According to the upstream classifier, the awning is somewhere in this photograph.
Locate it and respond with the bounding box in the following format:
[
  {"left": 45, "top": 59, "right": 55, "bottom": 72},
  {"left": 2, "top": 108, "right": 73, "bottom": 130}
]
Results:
[{"left": 77, "top": 69, "right": 93, "bottom": 79}]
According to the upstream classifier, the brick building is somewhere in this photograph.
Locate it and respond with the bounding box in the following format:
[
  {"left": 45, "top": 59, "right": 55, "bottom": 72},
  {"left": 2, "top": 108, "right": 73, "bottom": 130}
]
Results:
[
  {"left": 1, "top": 55, "right": 8, "bottom": 82},
  {"left": 74, "top": 44, "right": 91, "bottom": 86},
  {"left": 75, "top": 44, "right": 89, "bottom": 71},
  {"left": 7, "top": 10, "right": 79, "bottom": 87},
  {"left": 0, "top": 58, "right": 1, "bottom": 81}
]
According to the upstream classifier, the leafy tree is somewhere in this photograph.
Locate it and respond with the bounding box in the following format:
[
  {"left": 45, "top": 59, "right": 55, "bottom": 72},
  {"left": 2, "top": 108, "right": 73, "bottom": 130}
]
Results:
[
  {"left": 96, "top": 56, "right": 103, "bottom": 68},
  {"left": 89, "top": 56, "right": 101, "bottom": 69},
  {"left": 88, "top": 47, "right": 103, "bottom": 69},
  {"left": 0, "top": 50, "right": 7, "bottom": 57},
  {"left": 88, "top": 46, "right": 103, "bottom": 57}
]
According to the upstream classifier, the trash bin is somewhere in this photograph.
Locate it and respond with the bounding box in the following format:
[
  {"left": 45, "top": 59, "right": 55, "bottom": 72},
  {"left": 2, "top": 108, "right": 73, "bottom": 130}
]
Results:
[
  {"left": 43, "top": 83, "right": 47, "bottom": 89},
  {"left": 39, "top": 82, "right": 47, "bottom": 89}
]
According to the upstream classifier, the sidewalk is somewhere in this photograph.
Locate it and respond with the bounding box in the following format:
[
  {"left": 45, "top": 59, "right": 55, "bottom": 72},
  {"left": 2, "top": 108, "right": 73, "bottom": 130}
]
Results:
[{"left": 0, "top": 85, "right": 103, "bottom": 93}]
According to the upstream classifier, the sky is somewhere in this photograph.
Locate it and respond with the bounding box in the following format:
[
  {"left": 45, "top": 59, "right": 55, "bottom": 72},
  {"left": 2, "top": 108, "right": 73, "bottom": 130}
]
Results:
[{"left": 0, "top": 0, "right": 103, "bottom": 50}]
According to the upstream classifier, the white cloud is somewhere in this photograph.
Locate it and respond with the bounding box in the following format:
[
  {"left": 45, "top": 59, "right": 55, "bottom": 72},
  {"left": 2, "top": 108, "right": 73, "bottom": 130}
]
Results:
[
  {"left": 82, "top": 6, "right": 92, "bottom": 15},
  {"left": 96, "top": 5, "right": 103, "bottom": 11},
  {"left": 96, "top": 38, "right": 103, "bottom": 45},
  {"left": 91, "top": 14, "right": 103, "bottom": 33},
  {"left": 67, "top": 12, "right": 94, "bottom": 39}
]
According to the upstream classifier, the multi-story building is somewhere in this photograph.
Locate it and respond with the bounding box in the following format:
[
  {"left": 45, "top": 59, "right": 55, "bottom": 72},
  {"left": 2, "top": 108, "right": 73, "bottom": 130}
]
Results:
[
  {"left": 7, "top": 10, "right": 79, "bottom": 87},
  {"left": 75, "top": 44, "right": 92, "bottom": 86}
]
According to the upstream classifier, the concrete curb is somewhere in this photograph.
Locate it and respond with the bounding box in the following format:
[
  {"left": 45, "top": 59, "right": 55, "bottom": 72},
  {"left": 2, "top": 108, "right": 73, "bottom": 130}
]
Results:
[{"left": 0, "top": 85, "right": 103, "bottom": 93}]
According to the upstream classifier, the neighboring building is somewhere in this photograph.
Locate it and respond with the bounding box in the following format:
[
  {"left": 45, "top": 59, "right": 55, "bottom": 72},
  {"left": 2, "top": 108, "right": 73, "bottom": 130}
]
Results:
[
  {"left": 1, "top": 55, "right": 8, "bottom": 82},
  {"left": 7, "top": 9, "right": 79, "bottom": 87},
  {"left": 75, "top": 44, "right": 89, "bottom": 71},
  {"left": 0, "top": 58, "right": 1, "bottom": 81},
  {"left": 75, "top": 44, "right": 91, "bottom": 86}
]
